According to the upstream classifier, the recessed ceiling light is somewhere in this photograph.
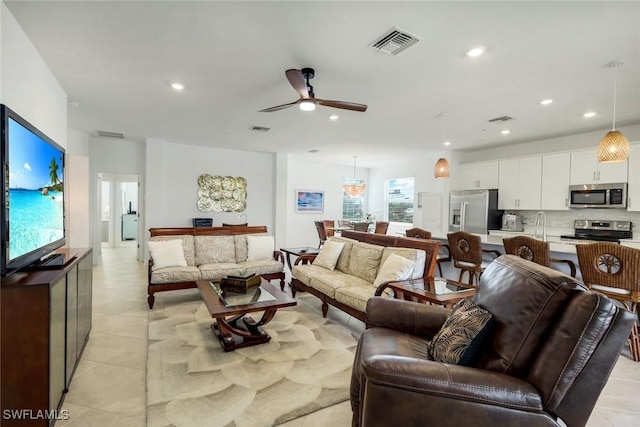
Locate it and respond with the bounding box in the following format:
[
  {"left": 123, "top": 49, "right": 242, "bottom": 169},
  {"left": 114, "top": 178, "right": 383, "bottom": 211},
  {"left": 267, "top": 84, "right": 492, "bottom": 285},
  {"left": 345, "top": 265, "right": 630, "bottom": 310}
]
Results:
[
  {"left": 443, "top": 141, "right": 451, "bottom": 146},
  {"left": 584, "top": 112, "right": 596, "bottom": 118},
  {"left": 309, "top": 149, "right": 319, "bottom": 153},
  {"left": 68, "top": 101, "right": 79, "bottom": 107},
  {"left": 171, "top": 82, "right": 184, "bottom": 91},
  {"left": 465, "top": 46, "right": 485, "bottom": 57},
  {"left": 501, "top": 129, "right": 511, "bottom": 135},
  {"left": 540, "top": 99, "right": 553, "bottom": 105},
  {"left": 329, "top": 114, "right": 340, "bottom": 121}
]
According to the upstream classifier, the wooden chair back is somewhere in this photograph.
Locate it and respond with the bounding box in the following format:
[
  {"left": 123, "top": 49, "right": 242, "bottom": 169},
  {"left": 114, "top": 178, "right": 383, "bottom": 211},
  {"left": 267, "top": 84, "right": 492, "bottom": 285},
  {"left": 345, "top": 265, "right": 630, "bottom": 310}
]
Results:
[
  {"left": 447, "top": 231, "right": 483, "bottom": 267},
  {"left": 503, "top": 236, "right": 551, "bottom": 267},
  {"left": 314, "top": 220, "right": 327, "bottom": 243},
  {"left": 405, "top": 227, "right": 432, "bottom": 239},
  {"left": 374, "top": 221, "right": 389, "bottom": 234},
  {"left": 323, "top": 220, "right": 335, "bottom": 237}
]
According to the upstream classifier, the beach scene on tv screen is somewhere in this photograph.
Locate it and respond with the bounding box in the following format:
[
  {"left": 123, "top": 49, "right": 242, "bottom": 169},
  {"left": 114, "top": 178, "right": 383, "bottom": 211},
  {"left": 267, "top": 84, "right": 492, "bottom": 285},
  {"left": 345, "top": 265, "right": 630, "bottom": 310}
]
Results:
[{"left": 8, "top": 118, "right": 64, "bottom": 260}]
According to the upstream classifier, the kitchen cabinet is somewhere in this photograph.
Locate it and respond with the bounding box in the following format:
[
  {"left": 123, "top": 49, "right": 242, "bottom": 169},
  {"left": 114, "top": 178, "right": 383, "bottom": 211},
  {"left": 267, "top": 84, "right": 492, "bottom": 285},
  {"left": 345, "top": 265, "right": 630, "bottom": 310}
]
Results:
[
  {"left": 627, "top": 143, "right": 640, "bottom": 211},
  {"left": 570, "top": 149, "right": 628, "bottom": 184},
  {"left": 498, "top": 156, "right": 542, "bottom": 210},
  {"left": 453, "top": 161, "right": 499, "bottom": 190},
  {"left": 541, "top": 152, "right": 571, "bottom": 210},
  {"left": 1, "top": 249, "right": 93, "bottom": 426}
]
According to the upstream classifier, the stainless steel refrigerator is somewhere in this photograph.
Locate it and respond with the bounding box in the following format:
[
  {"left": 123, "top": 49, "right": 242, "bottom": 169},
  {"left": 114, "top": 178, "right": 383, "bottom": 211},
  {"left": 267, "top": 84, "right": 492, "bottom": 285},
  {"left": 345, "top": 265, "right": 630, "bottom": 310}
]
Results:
[{"left": 449, "top": 189, "right": 502, "bottom": 234}]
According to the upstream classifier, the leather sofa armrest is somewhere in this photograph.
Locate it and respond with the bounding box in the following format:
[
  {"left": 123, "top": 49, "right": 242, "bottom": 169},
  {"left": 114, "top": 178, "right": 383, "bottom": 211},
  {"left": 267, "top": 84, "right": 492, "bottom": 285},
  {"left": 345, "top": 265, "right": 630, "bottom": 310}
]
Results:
[
  {"left": 361, "top": 356, "right": 543, "bottom": 412},
  {"left": 365, "top": 297, "right": 450, "bottom": 338}
]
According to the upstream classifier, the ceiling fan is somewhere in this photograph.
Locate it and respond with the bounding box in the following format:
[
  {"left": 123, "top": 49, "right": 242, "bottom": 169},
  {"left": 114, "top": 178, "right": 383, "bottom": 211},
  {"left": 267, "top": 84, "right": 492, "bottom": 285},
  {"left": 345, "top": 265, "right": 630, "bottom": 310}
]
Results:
[{"left": 259, "top": 68, "right": 367, "bottom": 113}]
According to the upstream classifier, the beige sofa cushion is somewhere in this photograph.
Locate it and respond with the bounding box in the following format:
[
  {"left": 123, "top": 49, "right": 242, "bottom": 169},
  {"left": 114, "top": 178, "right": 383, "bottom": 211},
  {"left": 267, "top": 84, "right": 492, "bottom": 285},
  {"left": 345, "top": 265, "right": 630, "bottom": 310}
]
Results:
[
  {"left": 195, "top": 236, "right": 236, "bottom": 265},
  {"left": 240, "top": 260, "right": 284, "bottom": 276},
  {"left": 149, "top": 235, "right": 195, "bottom": 266},
  {"left": 313, "top": 241, "right": 345, "bottom": 270},
  {"left": 334, "top": 285, "right": 377, "bottom": 313},
  {"left": 234, "top": 233, "right": 268, "bottom": 263},
  {"left": 381, "top": 247, "right": 427, "bottom": 279},
  {"left": 347, "top": 241, "right": 384, "bottom": 283},
  {"left": 150, "top": 266, "right": 201, "bottom": 284},
  {"left": 199, "top": 263, "right": 247, "bottom": 281},
  {"left": 329, "top": 236, "right": 357, "bottom": 274},
  {"left": 292, "top": 264, "right": 370, "bottom": 298}
]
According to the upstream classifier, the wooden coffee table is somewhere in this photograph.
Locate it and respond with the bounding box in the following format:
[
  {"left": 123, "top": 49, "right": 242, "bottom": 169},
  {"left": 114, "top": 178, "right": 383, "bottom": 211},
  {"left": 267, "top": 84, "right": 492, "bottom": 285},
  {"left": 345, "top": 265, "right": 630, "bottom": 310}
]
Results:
[
  {"left": 375, "top": 277, "right": 476, "bottom": 308},
  {"left": 196, "top": 278, "right": 297, "bottom": 352}
]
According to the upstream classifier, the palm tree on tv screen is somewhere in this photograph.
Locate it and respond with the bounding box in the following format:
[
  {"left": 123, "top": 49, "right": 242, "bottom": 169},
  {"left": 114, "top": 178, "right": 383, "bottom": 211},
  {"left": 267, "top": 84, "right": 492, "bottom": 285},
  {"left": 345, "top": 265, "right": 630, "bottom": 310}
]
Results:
[{"left": 49, "top": 157, "right": 62, "bottom": 191}]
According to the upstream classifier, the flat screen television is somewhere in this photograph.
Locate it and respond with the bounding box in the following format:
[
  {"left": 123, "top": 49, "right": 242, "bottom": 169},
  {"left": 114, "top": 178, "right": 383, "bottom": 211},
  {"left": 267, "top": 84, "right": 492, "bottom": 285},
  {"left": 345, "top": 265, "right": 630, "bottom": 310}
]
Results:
[{"left": 1, "top": 104, "right": 66, "bottom": 276}]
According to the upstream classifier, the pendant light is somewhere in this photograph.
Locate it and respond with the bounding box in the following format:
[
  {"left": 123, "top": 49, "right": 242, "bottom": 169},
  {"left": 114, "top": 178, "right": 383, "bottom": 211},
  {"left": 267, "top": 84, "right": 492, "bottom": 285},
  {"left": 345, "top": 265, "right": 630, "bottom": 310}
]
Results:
[
  {"left": 597, "top": 60, "right": 629, "bottom": 163},
  {"left": 434, "top": 113, "right": 451, "bottom": 178},
  {"left": 343, "top": 156, "right": 366, "bottom": 197}
]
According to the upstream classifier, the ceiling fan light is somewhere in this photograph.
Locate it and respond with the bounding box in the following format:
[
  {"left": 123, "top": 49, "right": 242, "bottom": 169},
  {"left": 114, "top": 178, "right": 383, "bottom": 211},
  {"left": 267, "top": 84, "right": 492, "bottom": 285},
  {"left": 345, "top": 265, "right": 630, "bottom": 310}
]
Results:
[
  {"left": 434, "top": 158, "right": 450, "bottom": 179},
  {"left": 299, "top": 99, "right": 316, "bottom": 111},
  {"left": 597, "top": 130, "right": 629, "bottom": 163}
]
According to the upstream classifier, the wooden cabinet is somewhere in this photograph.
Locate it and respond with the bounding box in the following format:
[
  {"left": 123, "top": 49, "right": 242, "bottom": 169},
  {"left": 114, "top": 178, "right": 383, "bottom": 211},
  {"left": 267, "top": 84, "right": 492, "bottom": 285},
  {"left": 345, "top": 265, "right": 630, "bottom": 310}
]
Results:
[
  {"left": 627, "top": 143, "right": 640, "bottom": 211},
  {"left": 541, "top": 152, "right": 571, "bottom": 210},
  {"left": 1, "top": 248, "right": 92, "bottom": 426},
  {"left": 498, "top": 156, "right": 542, "bottom": 210},
  {"left": 454, "top": 161, "right": 499, "bottom": 190},
  {"left": 570, "top": 149, "right": 628, "bottom": 184}
]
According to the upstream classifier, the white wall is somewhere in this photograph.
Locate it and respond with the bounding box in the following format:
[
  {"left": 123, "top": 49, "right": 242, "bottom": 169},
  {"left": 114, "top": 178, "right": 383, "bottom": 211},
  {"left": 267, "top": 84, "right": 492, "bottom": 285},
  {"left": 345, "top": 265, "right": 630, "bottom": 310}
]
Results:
[
  {"left": 66, "top": 128, "right": 91, "bottom": 248},
  {"left": 283, "top": 156, "right": 369, "bottom": 248}
]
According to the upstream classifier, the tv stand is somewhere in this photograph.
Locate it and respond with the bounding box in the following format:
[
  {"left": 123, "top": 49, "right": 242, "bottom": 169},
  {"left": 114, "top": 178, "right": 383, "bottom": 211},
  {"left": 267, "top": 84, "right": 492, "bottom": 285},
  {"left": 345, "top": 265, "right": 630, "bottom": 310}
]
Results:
[{"left": 22, "top": 251, "right": 78, "bottom": 271}]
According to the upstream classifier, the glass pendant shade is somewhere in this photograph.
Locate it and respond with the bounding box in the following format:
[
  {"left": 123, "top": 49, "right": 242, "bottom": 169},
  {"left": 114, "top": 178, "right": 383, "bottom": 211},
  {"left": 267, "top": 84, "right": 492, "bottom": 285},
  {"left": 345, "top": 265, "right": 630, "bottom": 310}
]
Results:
[
  {"left": 434, "top": 158, "right": 450, "bottom": 178},
  {"left": 597, "top": 131, "right": 630, "bottom": 163},
  {"left": 343, "top": 156, "right": 366, "bottom": 197}
]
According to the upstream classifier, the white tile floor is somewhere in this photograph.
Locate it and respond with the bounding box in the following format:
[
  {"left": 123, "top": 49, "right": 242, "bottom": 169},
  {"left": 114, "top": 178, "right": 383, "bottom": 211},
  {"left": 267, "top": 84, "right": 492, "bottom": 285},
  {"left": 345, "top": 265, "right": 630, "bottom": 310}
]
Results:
[{"left": 58, "top": 247, "right": 639, "bottom": 426}]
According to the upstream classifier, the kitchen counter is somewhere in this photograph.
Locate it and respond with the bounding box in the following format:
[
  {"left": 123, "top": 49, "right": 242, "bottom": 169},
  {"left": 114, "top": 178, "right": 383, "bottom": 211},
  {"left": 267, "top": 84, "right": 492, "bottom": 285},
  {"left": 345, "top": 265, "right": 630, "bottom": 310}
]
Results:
[{"left": 432, "top": 232, "right": 580, "bottom": 254}]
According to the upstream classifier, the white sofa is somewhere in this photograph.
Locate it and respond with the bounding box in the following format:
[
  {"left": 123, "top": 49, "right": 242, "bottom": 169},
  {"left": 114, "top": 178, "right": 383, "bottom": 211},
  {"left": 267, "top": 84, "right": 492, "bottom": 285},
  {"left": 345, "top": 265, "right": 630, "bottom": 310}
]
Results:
[
  {"left": 147, "top": 226, "right": 284, "bottom": 308},
  {"left": 291, "top": 231, "right": 441, "bottom": 321}
]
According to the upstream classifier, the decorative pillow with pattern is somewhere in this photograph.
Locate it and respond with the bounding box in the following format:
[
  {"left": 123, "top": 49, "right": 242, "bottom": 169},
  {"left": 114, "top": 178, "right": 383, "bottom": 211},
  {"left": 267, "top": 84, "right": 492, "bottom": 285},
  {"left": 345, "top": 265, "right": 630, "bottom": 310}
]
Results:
[{"left": 428, "top": 298, "right": 494, "bottom": 366}]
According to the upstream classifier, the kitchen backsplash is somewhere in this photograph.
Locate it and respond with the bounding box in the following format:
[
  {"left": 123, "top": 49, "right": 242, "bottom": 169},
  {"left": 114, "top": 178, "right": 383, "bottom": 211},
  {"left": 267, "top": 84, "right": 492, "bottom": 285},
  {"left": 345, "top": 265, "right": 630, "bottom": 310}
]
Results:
[{"left": 512, "top": 209, "right": 640, "bottom": 230}]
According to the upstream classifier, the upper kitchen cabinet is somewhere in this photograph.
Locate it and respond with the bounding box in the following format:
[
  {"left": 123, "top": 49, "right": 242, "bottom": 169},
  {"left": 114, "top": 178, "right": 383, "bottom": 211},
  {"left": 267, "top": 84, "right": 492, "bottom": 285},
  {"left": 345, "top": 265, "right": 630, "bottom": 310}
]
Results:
[
  {"left": 541, "top": 152, "right": 571, "bottom": 210},
  {"left": 498, "top": 156, "right": 542, "bottom": 210},
  {"left": 627, "top": 143, "right": 640, "bottom": 211},
  {"left": 453, "top": 161, "right": 499, "bottom": 190},
  {"left": 570, "top": 149, "right": 628, "bottom": 184}
]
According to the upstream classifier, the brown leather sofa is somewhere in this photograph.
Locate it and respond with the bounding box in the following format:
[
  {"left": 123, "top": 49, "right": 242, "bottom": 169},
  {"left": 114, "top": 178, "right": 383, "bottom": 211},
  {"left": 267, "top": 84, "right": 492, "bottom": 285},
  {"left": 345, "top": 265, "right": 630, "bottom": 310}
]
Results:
[{"left": 350, "top": 255, "right": 635, "bottom": 427}]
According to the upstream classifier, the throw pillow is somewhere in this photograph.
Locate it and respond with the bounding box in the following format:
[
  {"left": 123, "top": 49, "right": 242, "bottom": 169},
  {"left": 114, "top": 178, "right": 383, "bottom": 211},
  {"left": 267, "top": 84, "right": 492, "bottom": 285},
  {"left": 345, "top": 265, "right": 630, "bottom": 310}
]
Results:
[
  {"left": 247, "top": 235, "right": 275, "bottom": 261},
  {"left": 148, "top": 239, "right": 188, "bottom": 271},
  {"left": 428, "top": 298, "right": 494, "bottom": 366},
  {"left": 373, "top": 253, "right": 416, "bottom": 287},
  {"left": 313, "top": 241, "right": 345, "bottom": 270}
]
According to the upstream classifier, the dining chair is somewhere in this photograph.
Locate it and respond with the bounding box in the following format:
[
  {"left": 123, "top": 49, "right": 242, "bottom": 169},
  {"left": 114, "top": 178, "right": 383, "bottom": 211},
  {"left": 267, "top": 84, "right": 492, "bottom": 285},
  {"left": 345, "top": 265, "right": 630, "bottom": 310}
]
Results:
[
  {"left": 323, "top": 220, "right": 335, "bottom": 238},
  {"left": 353, "top": 222, "right": 369, "bottom": 232},
  {"left": 374, "top": 221, "right": 389, "bottom": 234},
  {"left": 576, "top": 242, "right": 640, "bottom": 361},
  {"left": 405, "top": 228, "right": 450, "bottom": 277},
  {"left": 447, "top": 231, "right": 501, "bottom": 285},
  {"left": 314, "top": 220, "right": 328, "bottom": 248},
  {"left": 502, "top": 236, "right": 576, "bottom": 277}
]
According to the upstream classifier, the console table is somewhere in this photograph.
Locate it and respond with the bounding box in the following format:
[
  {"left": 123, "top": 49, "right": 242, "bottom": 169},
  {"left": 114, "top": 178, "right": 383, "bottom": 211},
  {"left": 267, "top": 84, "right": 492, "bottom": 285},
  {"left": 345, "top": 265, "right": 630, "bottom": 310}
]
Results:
[{"left": 1, "top": 248, "right": 93, "bottom": 426}]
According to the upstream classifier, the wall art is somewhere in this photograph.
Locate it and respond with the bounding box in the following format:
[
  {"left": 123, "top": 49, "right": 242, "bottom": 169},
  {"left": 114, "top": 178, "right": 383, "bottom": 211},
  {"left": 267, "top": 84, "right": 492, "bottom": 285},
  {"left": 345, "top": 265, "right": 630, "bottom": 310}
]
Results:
[{"left": 197, "top": 174, "right": 247, "bottom": 212}]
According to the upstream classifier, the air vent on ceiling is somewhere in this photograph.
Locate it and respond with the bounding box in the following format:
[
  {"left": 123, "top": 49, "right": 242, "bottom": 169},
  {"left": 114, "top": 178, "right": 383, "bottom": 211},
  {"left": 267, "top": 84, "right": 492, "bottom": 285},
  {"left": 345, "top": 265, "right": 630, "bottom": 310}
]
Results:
[
  {"left": 250, "top": 125, "right": 271, "bottom": 132},
  {"left": 97, "top": 130, "right": 124, "bottom": 138},
  {"left": 488, "top": 116, "right": 515, "bottom": 123},
  {"left": 370, "top": 27, "right": 421, "bottom": 56}
]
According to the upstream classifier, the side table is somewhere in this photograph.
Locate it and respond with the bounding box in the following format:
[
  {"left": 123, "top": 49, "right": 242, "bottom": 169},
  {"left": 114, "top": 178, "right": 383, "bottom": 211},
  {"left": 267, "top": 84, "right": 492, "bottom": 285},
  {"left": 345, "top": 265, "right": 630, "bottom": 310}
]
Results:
[
  {"left": 279, "top": 247, "right": 320, "bottom": 271},
  {"left": 376, "top": 277, "right": 476, "bottom": 308}
]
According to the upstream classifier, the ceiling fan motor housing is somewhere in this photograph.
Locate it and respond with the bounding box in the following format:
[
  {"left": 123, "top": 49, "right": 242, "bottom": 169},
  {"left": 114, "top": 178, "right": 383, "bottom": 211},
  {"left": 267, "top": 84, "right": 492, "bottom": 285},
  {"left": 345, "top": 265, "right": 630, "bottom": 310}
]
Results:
[{"left": 301, "top": 68, "right": 315, "bottom": 80}]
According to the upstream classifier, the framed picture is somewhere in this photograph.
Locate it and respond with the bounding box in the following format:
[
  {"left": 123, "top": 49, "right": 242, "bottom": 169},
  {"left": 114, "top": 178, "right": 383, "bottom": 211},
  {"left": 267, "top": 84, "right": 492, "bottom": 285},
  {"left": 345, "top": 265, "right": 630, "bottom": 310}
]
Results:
[{"left": 295, "top": 189, "right": 324, "bottom": 213}]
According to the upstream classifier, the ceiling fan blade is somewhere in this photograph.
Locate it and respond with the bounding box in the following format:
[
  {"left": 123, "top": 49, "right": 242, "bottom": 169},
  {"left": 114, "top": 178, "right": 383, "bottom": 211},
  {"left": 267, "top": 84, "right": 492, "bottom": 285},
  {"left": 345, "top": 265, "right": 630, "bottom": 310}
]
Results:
[
  {"left": 286, "top": 69, "right": 310, "bottom": 98},
  {"left": 258, "top": 100, "right": 300, "bottom": 112},
  {"left": 316, "top": 98, "right": 367, "bottom": 112}
]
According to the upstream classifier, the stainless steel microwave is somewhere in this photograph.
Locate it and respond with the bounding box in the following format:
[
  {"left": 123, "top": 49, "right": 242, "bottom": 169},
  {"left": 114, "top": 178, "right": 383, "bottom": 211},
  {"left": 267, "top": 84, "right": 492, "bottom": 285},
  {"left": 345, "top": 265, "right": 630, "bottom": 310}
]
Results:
[{"left": 569, "top": 183, "right": 627, "bottom": 209}]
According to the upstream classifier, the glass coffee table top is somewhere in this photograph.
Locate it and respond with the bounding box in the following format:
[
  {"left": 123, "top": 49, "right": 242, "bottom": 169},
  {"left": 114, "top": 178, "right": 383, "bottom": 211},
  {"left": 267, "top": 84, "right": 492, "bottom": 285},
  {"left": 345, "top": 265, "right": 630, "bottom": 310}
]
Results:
[{"left": 210, "top": 282, "right": 277, "bottom": 307}]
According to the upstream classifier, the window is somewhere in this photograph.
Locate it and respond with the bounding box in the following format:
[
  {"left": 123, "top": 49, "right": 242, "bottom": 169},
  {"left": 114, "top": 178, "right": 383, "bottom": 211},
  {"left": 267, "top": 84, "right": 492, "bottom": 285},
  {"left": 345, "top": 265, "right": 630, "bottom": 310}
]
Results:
[
  {"left": 342, "top": 178, "right": 365, "bottom": 220},
  {"left": 386, "top": 178, "right": 414, "bottom": 224}
]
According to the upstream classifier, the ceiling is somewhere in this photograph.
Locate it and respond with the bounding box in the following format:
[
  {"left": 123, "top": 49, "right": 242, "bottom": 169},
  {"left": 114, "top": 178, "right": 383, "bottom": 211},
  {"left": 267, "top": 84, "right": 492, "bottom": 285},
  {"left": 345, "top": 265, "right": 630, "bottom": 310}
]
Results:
[{"left": 5, "top": 1, "right": 640, "bottom": 168}]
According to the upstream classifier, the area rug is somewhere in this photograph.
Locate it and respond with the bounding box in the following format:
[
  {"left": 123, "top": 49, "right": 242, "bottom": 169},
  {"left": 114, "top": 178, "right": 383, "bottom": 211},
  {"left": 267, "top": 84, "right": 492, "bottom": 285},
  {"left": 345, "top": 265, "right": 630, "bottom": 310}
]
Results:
[{"left": 146, "top": 294, "right": 358, "bottom": 427}]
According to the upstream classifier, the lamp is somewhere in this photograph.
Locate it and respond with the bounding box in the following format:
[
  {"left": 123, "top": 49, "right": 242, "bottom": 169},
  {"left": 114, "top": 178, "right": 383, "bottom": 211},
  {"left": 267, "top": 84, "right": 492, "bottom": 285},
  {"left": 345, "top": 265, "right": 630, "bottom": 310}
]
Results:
[
  {"left": 434, "top": 112, "right": 451, "bottom": 178},
  {"left": 343, "top": 156, "right": 366, "bottom": 197},
  {"left": 434, "top": 158, "right": 450, "bottom": 178},
  {"left": 299, "top": 99, "right": 316, "bottom": 111},
  {"left": 597, "top": 60, "right": 629, "bottom": 163},
  {"left": 238, "top": 213, "right": 247, "bottom": 223}
]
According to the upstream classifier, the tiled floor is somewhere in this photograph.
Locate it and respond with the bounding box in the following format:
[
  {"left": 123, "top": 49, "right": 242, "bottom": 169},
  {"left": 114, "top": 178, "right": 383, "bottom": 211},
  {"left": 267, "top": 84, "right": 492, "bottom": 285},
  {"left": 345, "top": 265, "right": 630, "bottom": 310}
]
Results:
[{"left": 59, "top": 247, "right": 639, "bottom": 426}]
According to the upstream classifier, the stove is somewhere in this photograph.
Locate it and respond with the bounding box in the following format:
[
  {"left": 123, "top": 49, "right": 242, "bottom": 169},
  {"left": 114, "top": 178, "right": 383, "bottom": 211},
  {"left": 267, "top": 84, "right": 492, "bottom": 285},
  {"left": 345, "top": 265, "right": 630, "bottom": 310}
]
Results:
[{"left": 560, "top": 220, "right": 632, "bottom": 244}]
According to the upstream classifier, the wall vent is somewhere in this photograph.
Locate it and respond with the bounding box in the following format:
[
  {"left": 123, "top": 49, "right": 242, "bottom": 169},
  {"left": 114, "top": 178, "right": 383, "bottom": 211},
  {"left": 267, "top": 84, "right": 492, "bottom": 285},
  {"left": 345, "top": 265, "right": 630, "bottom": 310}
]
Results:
[
  {"left": 488, "top": 116, "right": 515, "bottom": 123},
  {"left": 370, "top": 27, "right": 421, "bottom": 56},
  {"left": 250, "top": 125, "right": 271, "bottom": 132},
  {"left": 97, "top": 130, "right": 124, "bottom": 138}
]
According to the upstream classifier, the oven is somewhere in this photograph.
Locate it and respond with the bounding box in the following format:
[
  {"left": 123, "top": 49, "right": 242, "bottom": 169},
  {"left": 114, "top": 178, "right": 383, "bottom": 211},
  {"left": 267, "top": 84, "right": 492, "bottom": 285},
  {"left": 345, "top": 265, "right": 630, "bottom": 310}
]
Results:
[
  {"left": 560, "top": 220, "right": 632, "bottom": 243},
  {"left": 569, "top": 183, "right": 627, "bottom": 209}
]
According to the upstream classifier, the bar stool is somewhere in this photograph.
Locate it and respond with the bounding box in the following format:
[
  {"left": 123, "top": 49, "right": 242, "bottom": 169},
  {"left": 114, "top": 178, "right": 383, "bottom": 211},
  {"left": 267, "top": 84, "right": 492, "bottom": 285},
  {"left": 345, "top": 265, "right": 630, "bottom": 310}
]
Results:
[
  {"left": 405, "top": 228, "right": 450, "bottom": 277},
  {"left": 502, "top": 236, "right": 576, "bottom": 277},
  {"left": 447, "top": 231, "right": 500, "bottom": 285},
  {"left": 576, "top": 242, "right": 640, "bottom": 361}
]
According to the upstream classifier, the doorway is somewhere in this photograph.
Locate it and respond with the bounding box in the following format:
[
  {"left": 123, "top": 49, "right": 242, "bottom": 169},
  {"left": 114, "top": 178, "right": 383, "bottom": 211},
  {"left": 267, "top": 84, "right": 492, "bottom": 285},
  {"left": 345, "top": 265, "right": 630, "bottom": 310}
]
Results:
[{"left": 97, "top": 173, "right": 141, "bottom": 256}]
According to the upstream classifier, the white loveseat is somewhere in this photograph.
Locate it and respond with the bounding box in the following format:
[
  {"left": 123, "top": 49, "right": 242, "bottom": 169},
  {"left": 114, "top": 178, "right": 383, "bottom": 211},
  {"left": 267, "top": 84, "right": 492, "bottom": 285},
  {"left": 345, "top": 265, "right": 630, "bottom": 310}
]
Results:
[
  {"left": 291, "top": 231, "right": 441, "bottom": 321},
  {"left": 147, "top": 226, "right": 284, "bottom": 308}
]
